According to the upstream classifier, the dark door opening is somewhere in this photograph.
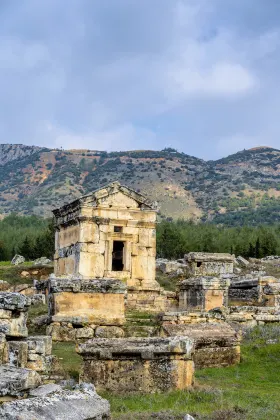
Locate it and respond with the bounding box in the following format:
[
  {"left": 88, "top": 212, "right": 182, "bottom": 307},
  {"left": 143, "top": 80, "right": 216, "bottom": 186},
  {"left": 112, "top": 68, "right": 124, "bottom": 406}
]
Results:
[{"left": 112, "top": 241, "right": 124, "bottom": 271}]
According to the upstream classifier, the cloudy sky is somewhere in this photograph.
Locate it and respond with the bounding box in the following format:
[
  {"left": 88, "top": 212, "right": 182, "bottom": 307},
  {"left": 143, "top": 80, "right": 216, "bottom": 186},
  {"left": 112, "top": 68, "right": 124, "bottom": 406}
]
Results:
[{"left": 0, "top": 0, "right": 279, "bottom": 160}]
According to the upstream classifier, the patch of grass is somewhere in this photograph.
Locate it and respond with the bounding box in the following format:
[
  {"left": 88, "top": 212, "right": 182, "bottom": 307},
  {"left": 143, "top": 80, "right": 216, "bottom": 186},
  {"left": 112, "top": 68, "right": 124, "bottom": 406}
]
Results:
[
  {"left": 0, "top": 263, "right": 53, "bottom": 285},
  {"left": 52, "top": 342, "right": 82, "bottom": 381},
  {"left": 103, "top": 339, "right": 280, "bottom": 420},
  {"left": 156, "top": 272, "right": 179, "bottom": 292},
  {"left": 0, "top": 265, "right": 33, "bottom": 285},
  {"left": 27, "top": 302, "right": 48, "bottom": 335}
]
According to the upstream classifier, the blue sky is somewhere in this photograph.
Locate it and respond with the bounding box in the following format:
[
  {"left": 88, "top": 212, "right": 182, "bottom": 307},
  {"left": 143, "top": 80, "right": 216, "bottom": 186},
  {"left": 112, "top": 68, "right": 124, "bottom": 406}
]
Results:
[{"left": 0, "top": 0, "right": 280, "bottom": 160}]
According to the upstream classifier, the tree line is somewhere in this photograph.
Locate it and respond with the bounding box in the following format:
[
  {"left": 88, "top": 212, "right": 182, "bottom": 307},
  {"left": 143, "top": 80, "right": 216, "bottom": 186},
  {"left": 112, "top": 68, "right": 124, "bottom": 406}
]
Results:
[
  {"left": 0, "top": 214, "right": 54, "bottom": 261},
  {"left": 0, "top": 214, "right": 279, "bottom": 262},
  {"left": 157, "top": 219, "right": 280, "bottom": 260}
]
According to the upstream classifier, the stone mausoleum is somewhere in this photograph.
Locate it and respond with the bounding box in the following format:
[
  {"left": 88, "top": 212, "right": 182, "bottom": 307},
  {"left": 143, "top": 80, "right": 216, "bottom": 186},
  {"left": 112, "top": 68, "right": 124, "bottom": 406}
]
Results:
[
  {"left": 53, "top": 181, "right": 158, "bottom": 289},
  {"left": 48, "top": 182, "right": 169, "bottom": 340}
]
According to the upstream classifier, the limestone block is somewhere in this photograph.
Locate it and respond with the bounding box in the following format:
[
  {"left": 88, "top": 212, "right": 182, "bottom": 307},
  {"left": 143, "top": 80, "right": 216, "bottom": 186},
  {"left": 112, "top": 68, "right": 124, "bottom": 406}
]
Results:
[
  {"left": 26, "top": 355, "right": 52, "bottom": 372},
  {"left": 46, "top": 324, "right": 76, "bottom": 342},
  {"left": 79, "top": 221, "right": 99, "bottom": 243},
  {"left": 95, "top": 326, "right": 125, "bottom": 338},
  {"left": 0, "top": 385, "right": 111, "bottom": 419},
  {"left": 6, "top": 341, "right": 28, "bottom": 368},
  {"left": 26, "top": 336, "right": 52, "bottom": 356},
  {"left": 51, "top": 291, "right": 125, "bottom": 326},
  {"left": 161, "top": 322, "right": 241, "bottom": 368},
  {"left": 76, "top": 327, "right": 94, "bottom": 339},
  {"left": 138, "top": 228, "right": 156, "bottom": 248},
  {"left": 0, "top": 309, "right": 12, "bottom": 319},
  {"left": 79, "top": 252, "right": 105, "bottom": 278},
  {"left": 0, "top": 312, "right": 28, "bottom": 338},
  {"left": 0, "top": 365, "right": 41, "bottom": 396},
  {"left": 0, "top": 333, "right": 7, "bottom": 364}
]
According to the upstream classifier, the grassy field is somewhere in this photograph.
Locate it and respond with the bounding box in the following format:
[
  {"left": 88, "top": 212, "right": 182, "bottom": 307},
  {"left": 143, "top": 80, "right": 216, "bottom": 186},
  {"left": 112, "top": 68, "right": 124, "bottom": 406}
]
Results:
[
  {"left": 52, "top": 325, "right": 280, "bottom": 420},
  {"left": 104, "top": 342, "right": 280, "bottom": 419}
]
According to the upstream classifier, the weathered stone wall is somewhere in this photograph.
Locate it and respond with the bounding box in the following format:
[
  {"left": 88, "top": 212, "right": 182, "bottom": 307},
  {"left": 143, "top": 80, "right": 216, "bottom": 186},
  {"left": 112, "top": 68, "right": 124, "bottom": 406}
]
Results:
[
  {"left": 47, "top": 277, "right": 126, "bottom": 341},
  {"left": 185, "top": 252, "right": 234, "bottom": 277},
  {"left": 179, "top": 276, "right": 230, "bottom": 311},
  {"left": 77, "top": 337, "right": 194, "bottom": 393},
  {"left": 0, "top": 293, "right": 30, "bottom": 338},
  {"left": 160, "top": 321, "right": 240, "bottom": 368},
  {"left": 53, "top": 183, "right": 158, "bottom": 290}
]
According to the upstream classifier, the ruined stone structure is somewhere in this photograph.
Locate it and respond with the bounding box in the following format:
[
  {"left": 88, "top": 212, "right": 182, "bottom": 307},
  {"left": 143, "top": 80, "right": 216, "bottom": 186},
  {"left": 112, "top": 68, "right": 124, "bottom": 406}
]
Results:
[
  {"left": 77, "top": 337, "right": 194, "bottom": 393},
  {"left": 53, "top": 181, "right": 158, "bottom": 286},
  {"left": 47, "top": 277, "right": 126, "bottom": 341},
  {"left": 0, "top": 293, "right": 53, "bottom": 374},
  {"left": 179, "top": 276, "right": 230, "bottom": 311},
  {"left": 51, "top": 182, "right": 168, "bottom": 322},
  {"left": 160, "top": 312, "right": 241, "bottom": 368},
  {"left": 185, "top": 252, "right": 234, "bottom": 277}
]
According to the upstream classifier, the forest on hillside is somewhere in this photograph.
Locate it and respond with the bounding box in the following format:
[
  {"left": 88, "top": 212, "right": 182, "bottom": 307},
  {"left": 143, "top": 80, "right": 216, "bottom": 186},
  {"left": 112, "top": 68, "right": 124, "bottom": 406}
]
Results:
[
  {"left": 0, "top": 214, "right": 54, "bottom": 261},
  {"left": 0, "top": 214, "right": 279, "bottom": 262}
]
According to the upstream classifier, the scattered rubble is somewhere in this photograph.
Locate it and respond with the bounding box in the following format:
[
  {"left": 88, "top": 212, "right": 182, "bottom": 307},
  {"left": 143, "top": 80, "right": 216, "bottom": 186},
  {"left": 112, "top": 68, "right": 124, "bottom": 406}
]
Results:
[
  {"left": 0, "top": 365, "right": 41, "bottom": 397},
  {"left": 11, "top": 255, "right": 25, "bottom": 265},
  {"left": 33, "top": 257, "right": 52, "bottom": 266}
]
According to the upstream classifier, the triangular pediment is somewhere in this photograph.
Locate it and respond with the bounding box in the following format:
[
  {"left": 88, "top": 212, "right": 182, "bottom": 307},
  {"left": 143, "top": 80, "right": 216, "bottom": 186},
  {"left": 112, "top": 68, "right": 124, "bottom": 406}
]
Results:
[{"left": 81, "top": 182, "right": 157, "bottom": 210}]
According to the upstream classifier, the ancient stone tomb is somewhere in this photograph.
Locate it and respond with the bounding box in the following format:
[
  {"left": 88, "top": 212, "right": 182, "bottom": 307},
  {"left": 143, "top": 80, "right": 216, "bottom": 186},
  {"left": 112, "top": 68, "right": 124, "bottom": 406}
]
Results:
[
  {"left": 77, "top": 337, "right": 194, "bottom": 393},
  {"left": 185, "top": 252, "right": 234, "bottom": 277},
  {"left": 179, "top": 276, "right": 230, "bottom": 311}
]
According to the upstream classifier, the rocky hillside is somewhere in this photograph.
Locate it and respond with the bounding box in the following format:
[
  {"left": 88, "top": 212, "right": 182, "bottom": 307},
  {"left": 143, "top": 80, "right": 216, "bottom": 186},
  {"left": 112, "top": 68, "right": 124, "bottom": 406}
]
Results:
[{"left": 1, "top": 144, "right": 280, "bottom": 225}]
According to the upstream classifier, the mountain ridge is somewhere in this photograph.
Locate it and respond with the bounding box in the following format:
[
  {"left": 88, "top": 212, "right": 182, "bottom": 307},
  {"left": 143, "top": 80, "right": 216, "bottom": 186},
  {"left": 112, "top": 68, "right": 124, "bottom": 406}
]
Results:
[{"left": 0, "top": 143, "right": 280, "bottom": 225}]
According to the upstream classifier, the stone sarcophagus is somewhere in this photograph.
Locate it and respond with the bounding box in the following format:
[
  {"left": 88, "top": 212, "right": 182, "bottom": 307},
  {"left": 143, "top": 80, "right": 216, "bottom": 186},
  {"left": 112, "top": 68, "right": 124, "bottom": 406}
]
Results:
[
  {"left": 185, "top": 252, "right": 234, "bottom": 277},
  {"left": 160, "top": 322, "right": 241, "bottom": 369},
  {"left": 77, "top": 337, "right": 194, "bottom": 393},
  {"left": 179, "top": 276, "right": 230, "bottom": 311}
]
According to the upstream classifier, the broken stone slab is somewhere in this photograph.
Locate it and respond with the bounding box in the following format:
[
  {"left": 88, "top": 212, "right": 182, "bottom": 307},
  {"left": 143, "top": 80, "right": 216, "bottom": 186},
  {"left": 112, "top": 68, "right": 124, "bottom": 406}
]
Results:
[
  {"left": 78, "top": 336, "right": 194, "bottom": 359},
  {"left": 0, "top": 293, "right": 31, "bottom": 311},
  {"left": 95, "top": 326, "right": 125, "bottom": 338},
  {"left": 49, "top": 277, "right": 127, "bottom": 294},
  {"left": 29, "top": 383, "right": 62, "bottom": 397},
  {"left": 33, "top": 257, "right": 52, "bottom": 266},
  {"left": 0, "top": 384, "right": 111, "bottom": 419},
  {"left": 0, "top": 365, "right": 41, "bottom": 396},
  {"left": 185, "top": 252, "right": 235, "bottom": 263},
  {"left": 236, "top": 256, "right": 250, "bottom": 267},
  {"left": 11, "top": 255, "right": 25, "bottom": 265}
]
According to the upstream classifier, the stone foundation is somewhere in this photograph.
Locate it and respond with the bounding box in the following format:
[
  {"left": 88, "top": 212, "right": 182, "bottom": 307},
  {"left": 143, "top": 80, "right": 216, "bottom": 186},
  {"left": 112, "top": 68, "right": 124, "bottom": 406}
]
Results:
[
  {"left": 47, "top": 276, "right": 126, "bottom": 341},
  {"left": 77, "top": 337, "right": 194, "bottom": 393}
]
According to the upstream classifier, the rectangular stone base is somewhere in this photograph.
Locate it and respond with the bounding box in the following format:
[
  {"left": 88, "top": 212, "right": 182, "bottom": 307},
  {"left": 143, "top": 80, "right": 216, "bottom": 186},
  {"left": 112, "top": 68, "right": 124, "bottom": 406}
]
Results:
[{"left": 77, "top": 337, "right": 194, "bottom": 393}]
